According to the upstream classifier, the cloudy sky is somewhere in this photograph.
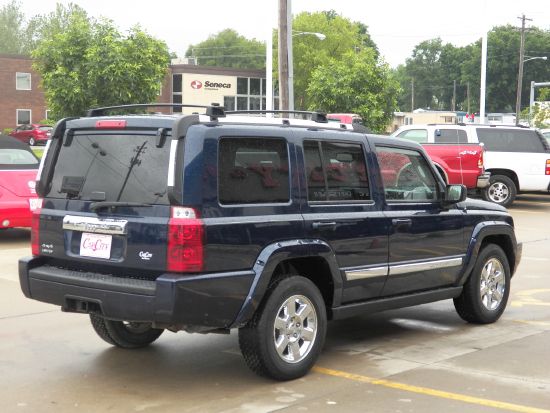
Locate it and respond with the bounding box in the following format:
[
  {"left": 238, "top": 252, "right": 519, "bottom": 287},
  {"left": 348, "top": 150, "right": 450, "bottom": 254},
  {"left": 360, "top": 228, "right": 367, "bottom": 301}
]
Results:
[{"left": 11, "top": 0, "right": 550, "bottom": 67}]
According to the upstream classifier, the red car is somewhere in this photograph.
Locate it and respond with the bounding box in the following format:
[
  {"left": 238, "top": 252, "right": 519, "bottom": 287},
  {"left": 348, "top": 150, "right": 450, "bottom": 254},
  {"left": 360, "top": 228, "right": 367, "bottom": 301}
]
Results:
[
  {"left": 0, "top": 135, "right": 41, "bottom": 229},
  {"left": 9, "top": 124, "right": 52, "bottom": 146}
]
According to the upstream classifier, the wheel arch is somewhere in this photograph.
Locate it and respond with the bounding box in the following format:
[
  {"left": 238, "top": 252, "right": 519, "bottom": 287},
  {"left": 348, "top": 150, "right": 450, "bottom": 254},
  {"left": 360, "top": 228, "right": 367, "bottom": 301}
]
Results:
[
  {"left": 230, "top": 240, "right": 343, "bottom": 327},
  {"left": 485, "top": 169, "right": 520, "bottom": 192},
  {"left": 459, "top": 222, "right": 520, "bottom": 286}
]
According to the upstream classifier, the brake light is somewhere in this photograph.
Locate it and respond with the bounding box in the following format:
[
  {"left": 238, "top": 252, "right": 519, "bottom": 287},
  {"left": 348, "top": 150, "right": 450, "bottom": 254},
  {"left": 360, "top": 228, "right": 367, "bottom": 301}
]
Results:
[
  {"left": 166, "top": 207, "right": 204, "bottom": 272},
  {"left": 95, "top": 120, "right": 127, "bottom": 129},
  {"left": 478, "top": 149, "right": 484, "bottom": 171},
  {"left": 31, "top": 199, "right": 42, "bottom": 256},
  {"left": 546, "top": 160, "right": 550, "bottom": 175}
]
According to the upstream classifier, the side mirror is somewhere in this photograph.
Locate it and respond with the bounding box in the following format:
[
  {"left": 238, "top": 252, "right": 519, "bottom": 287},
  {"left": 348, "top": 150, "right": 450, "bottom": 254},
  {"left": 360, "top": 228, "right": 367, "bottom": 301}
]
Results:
[{"left": 443, "top": 184, "right": 466, "bottom": 205}]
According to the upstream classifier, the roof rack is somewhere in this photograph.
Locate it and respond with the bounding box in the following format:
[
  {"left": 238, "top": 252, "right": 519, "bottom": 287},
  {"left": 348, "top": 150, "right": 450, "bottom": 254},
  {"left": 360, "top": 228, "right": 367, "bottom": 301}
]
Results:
[
  {"left": 225, "top": 110, "right": 328, "bottom": 123},
  {"left": 86, "top": 103, "right": 226, "bottom": 121}
]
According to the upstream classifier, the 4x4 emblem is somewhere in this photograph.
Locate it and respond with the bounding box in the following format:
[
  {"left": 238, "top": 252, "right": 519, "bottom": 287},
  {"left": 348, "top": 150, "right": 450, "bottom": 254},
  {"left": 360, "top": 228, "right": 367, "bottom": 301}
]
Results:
[{"left": 139, "top": 251, "right": 153, "bottom": 261}]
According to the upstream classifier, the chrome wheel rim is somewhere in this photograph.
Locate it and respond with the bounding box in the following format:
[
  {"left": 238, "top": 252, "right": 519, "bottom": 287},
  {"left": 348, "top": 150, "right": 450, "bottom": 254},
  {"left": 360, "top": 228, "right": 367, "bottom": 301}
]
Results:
[
  {"left": 480, "top": 258, "right": 506, "bottom": 311},
  {"left": 273, "top": 295, "right": 317, "bottom": 364},
  {"left": 487, "top": 182, "right": 509, "bottom": 203}
]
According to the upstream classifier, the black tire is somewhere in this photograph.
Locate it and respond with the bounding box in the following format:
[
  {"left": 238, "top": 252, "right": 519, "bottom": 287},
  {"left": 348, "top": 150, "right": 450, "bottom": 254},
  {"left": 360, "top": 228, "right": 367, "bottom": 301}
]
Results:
[
  {"left": 482, "top": 174, "right": 516, "bottom": 207},
  {"left": 238, "top": 276, "right": 327, "bottom": 381},
  {"left": 28, "top": 137, "right": 35, "bottom": 146},
  {"left": 89, "top": 314, "right": 163, "bottom": 349},
  {"left": 454, "top": 244, "right": 511, "bottom": 324}
]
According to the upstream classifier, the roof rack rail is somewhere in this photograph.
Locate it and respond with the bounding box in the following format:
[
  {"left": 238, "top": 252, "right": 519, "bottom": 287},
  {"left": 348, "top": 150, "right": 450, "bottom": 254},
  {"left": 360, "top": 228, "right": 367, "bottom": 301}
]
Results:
[
  {"left": 86, "top": 103, "right": 226, "bottom": 121},
  {"left": 225, "top": 110, "right": 328, "bottom": 123}
]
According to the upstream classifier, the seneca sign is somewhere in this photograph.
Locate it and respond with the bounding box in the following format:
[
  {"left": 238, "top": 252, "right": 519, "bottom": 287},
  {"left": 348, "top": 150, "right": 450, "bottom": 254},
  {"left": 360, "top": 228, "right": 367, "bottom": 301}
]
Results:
[{"left": 191, "top": 80, "right": 232, "bottom": 90}]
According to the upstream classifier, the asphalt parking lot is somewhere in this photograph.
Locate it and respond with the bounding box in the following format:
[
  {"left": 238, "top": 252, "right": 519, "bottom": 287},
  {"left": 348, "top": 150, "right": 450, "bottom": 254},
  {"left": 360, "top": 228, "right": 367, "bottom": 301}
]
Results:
[{"left": 1, "top": 194, "right": 549, "bottom": 413}]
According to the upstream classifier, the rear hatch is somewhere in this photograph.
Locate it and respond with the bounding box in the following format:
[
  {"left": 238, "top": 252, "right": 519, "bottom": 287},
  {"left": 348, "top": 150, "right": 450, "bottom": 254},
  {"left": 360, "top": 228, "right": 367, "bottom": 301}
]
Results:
[{"left": 39, "top": 127, "right": 173, "bottom": 276}]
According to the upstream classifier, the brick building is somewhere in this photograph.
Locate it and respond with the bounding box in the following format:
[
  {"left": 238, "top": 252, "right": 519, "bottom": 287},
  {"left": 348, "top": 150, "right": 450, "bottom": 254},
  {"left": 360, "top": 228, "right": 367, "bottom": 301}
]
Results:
[
  {"left": 1, "top": 55, "right": 269, "bottom": 131},
  {"left": 0, "top": 54, "right": 47, "bottom": 131}
]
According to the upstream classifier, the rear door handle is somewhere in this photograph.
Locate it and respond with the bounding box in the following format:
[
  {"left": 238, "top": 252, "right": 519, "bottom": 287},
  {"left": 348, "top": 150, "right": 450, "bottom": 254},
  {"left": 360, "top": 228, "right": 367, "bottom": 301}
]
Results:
[
  {"left": 392, "top": 218, "right": 412, "bottom": 228},
  {"left": 312, "top": 221, "right": 337, "bottom": 230}
]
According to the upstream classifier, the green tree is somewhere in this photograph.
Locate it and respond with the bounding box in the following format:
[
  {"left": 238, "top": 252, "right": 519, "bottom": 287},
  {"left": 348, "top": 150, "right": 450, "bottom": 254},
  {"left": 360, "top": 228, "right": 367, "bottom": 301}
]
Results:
[
  {"left": 185, "top": 29, "right": 264, "bottom": 69},
  {"left": 0, "top": 0, "right": 32, "bottom": 54},
  {"left": 291, "top": 11, "right": 378, "bottom": 109},
  {"left": 307, "top": 49, "right": 400, "bottom": 133},
  {"left": 32, "top": 5, "right": 170, "bottom": 119}
]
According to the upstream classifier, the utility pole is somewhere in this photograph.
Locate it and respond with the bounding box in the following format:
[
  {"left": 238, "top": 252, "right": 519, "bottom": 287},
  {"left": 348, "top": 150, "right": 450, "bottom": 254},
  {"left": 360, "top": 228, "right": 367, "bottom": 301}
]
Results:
[
  {"left": 515, "top": 14, "right": 532, "bottom": 125},
  {"left": 411, "top": 78, "right": 415, "bottom": 112},
  {"left": 467, "top": 82, "right": 470, "bottom": 114},
  {"left": 278, "top": 0, "right": 289, "bottom": 111},
  {"left": 452, "top": 80, "right": 456, "bottom": 112}
]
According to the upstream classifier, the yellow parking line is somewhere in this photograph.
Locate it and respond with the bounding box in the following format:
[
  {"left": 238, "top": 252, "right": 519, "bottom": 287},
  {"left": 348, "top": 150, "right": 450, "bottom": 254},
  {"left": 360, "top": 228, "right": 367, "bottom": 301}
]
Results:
[{"left": 313, "top": 366, "right": 550, "bottom": 413}]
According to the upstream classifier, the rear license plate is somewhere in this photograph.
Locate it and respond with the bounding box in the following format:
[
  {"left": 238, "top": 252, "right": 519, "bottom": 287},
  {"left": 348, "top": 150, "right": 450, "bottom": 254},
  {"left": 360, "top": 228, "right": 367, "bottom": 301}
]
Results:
[{"left": 80, "top": 233, "right": 112, "bottom": 259}]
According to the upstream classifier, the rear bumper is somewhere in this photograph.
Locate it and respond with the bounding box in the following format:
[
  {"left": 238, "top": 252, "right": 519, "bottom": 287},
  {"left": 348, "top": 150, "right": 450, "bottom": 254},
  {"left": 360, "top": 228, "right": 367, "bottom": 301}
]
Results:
[
  {"left": 19, "top": 257, "right": 254, "bottom": 331},
  {"left": 476, "top": 172, "right": 491, "bottom": 189}
]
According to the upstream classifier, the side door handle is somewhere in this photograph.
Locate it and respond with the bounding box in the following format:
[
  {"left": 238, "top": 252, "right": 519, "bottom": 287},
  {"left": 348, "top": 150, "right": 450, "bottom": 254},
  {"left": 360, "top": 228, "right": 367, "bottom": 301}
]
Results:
[
  {"left": 392, "top": 218, "right": 412, "bottom": 229},
  {"left": 312, "top": 221, "right": 337, "bottom": 230}
]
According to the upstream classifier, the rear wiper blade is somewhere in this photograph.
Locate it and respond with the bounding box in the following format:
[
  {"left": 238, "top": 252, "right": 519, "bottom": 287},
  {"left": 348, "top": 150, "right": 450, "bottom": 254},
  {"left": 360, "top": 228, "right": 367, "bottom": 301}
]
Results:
[{"left": 90, "top": 201, "right": 152, "bottom": 212}]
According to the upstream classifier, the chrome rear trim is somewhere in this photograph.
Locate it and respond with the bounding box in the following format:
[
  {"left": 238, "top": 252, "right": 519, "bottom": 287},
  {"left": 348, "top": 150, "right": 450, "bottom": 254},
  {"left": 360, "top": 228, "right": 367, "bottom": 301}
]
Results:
[{"left": 63, "top": 215, "right": 128, "bottom": 235}]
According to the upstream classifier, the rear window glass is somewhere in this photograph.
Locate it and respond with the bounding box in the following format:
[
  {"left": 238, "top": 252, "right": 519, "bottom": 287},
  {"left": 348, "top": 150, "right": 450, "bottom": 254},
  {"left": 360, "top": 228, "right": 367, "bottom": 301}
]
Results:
[
  {"left": 48, "top": 134, "right": 170, "bottom": 204},
  {"left": 0, "top": 148, "right": 38, "bottom": 169},
  {"left": 434, "top": 129, "right": 467, "bottom": 143},
  {"left": 218, "top": 138, "right": 290, "bottom": 204},
  {"left": 476, "top": 128, "right": 546, "bottom": 153},
  {"left": 38, "top": 126, "right": 52, "bottom": 132},
  {"left": 396, "top": 129, "right": 428, "bottom": 143}
]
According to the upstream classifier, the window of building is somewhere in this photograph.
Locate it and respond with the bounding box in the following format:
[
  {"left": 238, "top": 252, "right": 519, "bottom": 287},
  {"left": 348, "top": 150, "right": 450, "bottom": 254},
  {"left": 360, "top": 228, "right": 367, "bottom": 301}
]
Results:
[
  {"left": 45, "top": 110, "right": 51, "bottom": 120},
  {"left": 16, "top": 109, "right": 31, "bottom": 125},
  {"left": 250, "top": 78, "right": 261, "bottom": 96},
  {"left": 237, "top": 77, "right": 248, "bottom": 95},
  {"left": 304, "top": 140, "right": 370, "bottom": 202},
  {"left": 16, "top": 72, "right": 31, "bottom": 90},
  {"left": 442, "top": 116, "right": 455, "bottom": 123},
  {"left": 237, "top": 96, "right": 248, "bottom": 110},
  {"left": 434, "top": 129, "right": 467, "bottom": 143},
  {"left": 218, "top": 137, "right": 290, "bottom": 204},
  {"left": 224, "top": 96, "right": 236, "bottom": 111},
  {"left": 172, "top": 74, "right": 182, "bottom": 112},
  {"left": 375, "top": 146, "right": 437, "bottom": 202}
]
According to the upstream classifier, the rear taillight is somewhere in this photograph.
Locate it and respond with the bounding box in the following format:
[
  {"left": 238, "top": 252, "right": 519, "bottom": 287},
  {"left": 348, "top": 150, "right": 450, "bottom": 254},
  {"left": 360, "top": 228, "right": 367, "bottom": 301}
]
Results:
[
  {"left": 546, "top": 160, "right": 550, "bottom": 175},
  {"left": 477, "top": 147, "right": 485, "bottom": 172},
  {"left": 31, "top": 200, "right": 42, "bottom": 256},
  {"left": 167, "top": 207, "right": 204, "bottom": 273}
]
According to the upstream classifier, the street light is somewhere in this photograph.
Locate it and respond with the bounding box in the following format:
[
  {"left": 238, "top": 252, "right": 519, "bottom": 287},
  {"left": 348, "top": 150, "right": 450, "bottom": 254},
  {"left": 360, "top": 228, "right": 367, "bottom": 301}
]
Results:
[
  {"left": 515, "top": 56, "right": 548, "bottom": 125},
  {"left": 288, "top": 30, "right": 326, "bottom": 111}
]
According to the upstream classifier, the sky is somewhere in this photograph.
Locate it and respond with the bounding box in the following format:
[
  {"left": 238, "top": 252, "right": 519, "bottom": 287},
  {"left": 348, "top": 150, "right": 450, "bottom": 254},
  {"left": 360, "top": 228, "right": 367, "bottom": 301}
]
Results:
[{"left": 9, "top": 0, "right": 550, "bottom": 67}]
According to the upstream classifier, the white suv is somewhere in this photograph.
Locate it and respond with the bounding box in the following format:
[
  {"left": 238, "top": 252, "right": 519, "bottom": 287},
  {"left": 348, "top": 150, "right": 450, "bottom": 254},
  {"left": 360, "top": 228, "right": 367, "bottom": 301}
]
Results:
[{"left": 392, "top": 124, "right": 550, "bottom": 207}]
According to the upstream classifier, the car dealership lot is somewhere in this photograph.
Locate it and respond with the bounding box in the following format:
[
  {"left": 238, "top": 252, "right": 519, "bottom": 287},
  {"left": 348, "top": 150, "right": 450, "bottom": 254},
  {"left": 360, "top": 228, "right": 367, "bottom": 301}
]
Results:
[{"left": 1, "top": 195, "right": 549, "bottom": 413}]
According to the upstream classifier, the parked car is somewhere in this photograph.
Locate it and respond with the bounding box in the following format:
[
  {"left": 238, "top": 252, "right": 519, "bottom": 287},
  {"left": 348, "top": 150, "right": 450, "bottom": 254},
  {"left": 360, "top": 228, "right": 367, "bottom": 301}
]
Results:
[
  {"left": 0, "top": 134, "right": 40, "bottom": 229},
  {"left": 20, "top": 105, "right": 521, "bottom": 380},
  {"left": 390, "top": 126, "right": 490, "bottom": 192},
  {"left": 9, "top": 124, "right": 52, "bottom": 146},
  {"left": 327, "top": 113, "right": 363, "bottom": 125},
  {"left": 392, "top": 124, "right": 550, "bottom": 207}
]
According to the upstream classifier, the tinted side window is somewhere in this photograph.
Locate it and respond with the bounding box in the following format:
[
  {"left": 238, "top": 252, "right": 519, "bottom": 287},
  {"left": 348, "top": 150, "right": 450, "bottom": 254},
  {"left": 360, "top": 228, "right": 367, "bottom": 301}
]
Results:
[
  {"left": 476, "top": 128, "right": 546, "bottom": 153},
  {"left": 218, "top": 138, "right": 290, "bottom": 204},
  {"left": 396, "top": 129, "right": 428, "bottom": 143},
  {"left": 304, "top": 140, "right": 370, "bottom": 202},
  {"left": 376, "top": 146, "right": 438, "bottom": 202},
  {"left": 434, "top": 129, "right": 467, "bottom": 143}
]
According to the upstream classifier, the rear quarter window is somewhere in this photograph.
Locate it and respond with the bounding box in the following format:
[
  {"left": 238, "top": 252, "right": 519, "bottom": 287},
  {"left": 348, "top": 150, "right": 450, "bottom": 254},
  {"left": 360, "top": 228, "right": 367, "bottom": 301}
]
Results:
[
  {"left": 476, "top": 128, "right": 547, "bottom": 153},
  {"left": 218, "top": 137, "right": 290, "bottom": 204}
]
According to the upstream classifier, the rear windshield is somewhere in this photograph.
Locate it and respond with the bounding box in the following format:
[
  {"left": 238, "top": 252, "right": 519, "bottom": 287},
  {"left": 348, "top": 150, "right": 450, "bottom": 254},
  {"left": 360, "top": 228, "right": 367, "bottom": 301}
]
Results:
[
  {"left": 38, "top": 126, "right": 53, "bottom": 132},
  {"left": 476, "top": 128, "right": 547, "bottom": 153},
  {"left": 48, "top": 133, "right": 170, "bottom": 204},
  {"left": 0, "top": 148, "right": 39, "bottom": 169}
]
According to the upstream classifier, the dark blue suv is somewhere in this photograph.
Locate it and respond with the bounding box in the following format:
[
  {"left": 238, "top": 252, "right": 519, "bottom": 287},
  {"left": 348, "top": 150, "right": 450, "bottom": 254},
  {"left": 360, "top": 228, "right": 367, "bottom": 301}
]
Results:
[{"left": 19, "top": 104, "right": 521, "bottom": 380}]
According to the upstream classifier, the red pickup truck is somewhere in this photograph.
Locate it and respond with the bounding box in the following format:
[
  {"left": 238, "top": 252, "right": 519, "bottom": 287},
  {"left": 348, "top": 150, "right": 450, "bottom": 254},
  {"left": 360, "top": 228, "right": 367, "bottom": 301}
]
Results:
[{"left": 391, "top": 126, "right": 490, "bottom": 191}]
